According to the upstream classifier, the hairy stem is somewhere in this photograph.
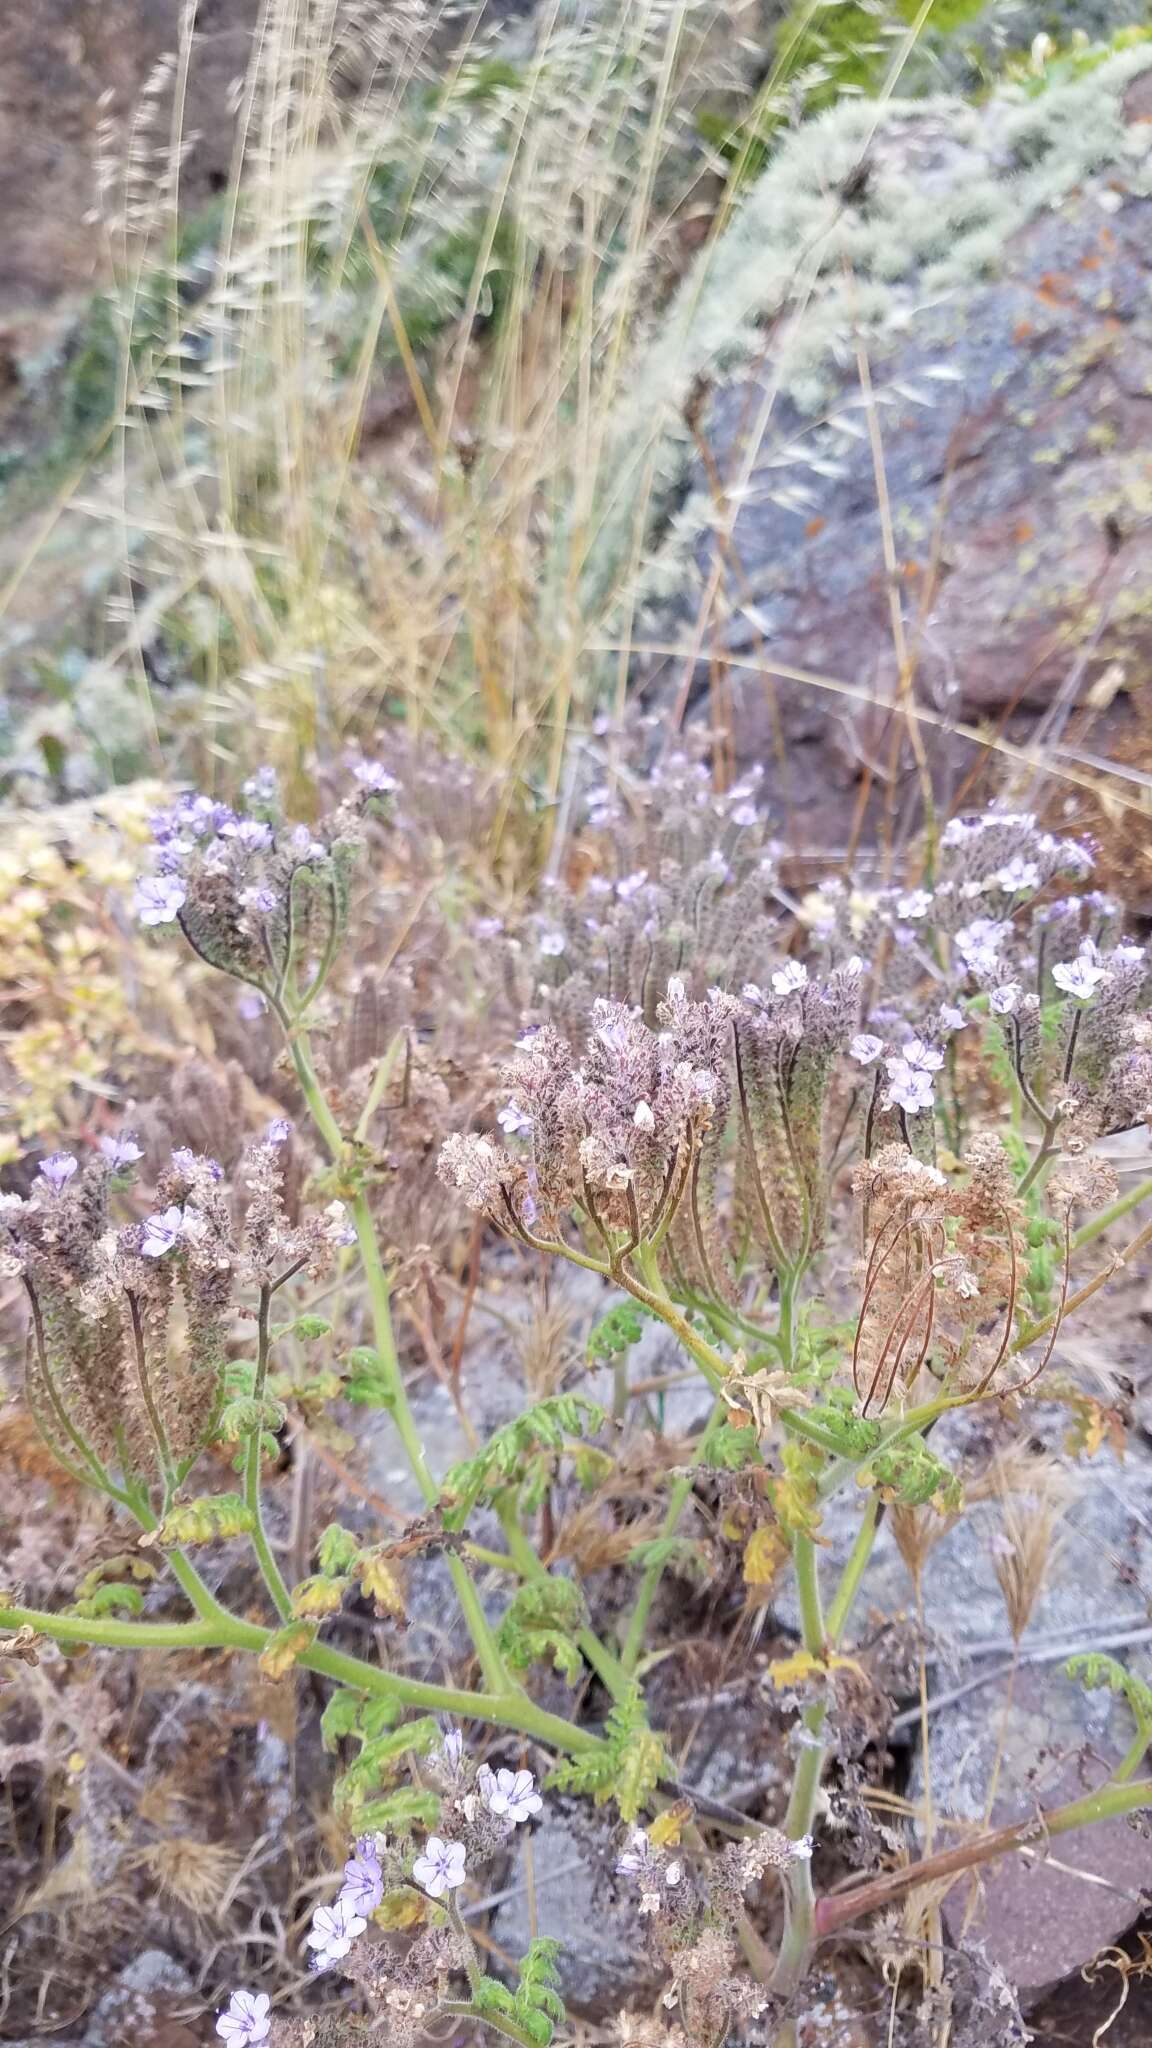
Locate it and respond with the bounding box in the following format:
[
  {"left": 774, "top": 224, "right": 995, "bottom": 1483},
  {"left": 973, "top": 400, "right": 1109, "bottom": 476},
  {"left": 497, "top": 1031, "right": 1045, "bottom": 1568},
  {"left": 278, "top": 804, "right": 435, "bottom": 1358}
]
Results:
[
  {"left": 284, "top": 1019, "right": 510, "bottom": 1693},
  {"left": 244, "top": 1282, "right": 293, "bottom": 1622},
  {"left": 772, "top": 1496, "right": 884, "bottom": 2002},
  {"left": 771, "top": 1533, "right": 825, "bottom": 1998},
  {"left": 0, "top": 1597, "right": 603, "bottom": 1757},
  {"left": 439, "top": 2001, "right": 541, "bottom": 2048}
]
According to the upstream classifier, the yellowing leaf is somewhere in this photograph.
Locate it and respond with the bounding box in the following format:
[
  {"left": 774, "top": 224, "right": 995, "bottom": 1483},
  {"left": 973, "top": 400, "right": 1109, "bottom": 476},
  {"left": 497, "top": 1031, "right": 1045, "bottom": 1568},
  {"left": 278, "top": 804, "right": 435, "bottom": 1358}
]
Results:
[
  {"left": 374, "top": 1888, "right": 427, "bottom": 1931},
  {"left": 356, "top": 1551, "right": 405, "bottom": 1619},
  {"left": 767, "top": 1649, "right": 865, "bottom": 1690},
  {"left": 291, "top": 1574, "right": 347, "bottom": 1619},
  {"left": 648, "top": 1800, "right": 693, "bottom": 1849},
  {"left": 743, "top": 1522, "right": 788, "bottom": 1591},
  {"left": 258, "top": 1622, "right": 316, "bottom": 1680}
]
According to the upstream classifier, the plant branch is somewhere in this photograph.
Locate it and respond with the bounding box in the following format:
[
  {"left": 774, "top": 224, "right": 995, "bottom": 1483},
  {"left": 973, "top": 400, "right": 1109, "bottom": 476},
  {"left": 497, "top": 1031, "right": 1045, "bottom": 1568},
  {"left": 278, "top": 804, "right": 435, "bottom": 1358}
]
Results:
[
  {"left": 0, "top": 1598, "right": 603, "bottom": 1757},
  {"left": 814, "top": 1775, "right": 1152, "bottom": 1937},
  {"left": 284, "top": 1018, "right": 511, "bottom": 1694},
  {"left": 245, "top": 1282, "right": 293, "bottom": 1621}
]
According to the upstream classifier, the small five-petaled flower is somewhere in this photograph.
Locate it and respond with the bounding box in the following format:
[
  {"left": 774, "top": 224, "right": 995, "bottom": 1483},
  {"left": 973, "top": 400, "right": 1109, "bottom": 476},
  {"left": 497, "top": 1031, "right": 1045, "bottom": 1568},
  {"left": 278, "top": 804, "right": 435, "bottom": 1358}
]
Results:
[
  {"left": 339, "top": 1839, "right": 385, "bottom": 1917},
  {"left": 412, "top": 1836, "right": 467, "bottom": 1899},
  {"left": 306, "top": 1896, "right": 367, "bottom": 1970},
  {"left": 477, "top": 1766, "right": 543, "bottom": 1825},
  {"left": 216, "top": 1989, "right": 271, "bottom": 2045}
]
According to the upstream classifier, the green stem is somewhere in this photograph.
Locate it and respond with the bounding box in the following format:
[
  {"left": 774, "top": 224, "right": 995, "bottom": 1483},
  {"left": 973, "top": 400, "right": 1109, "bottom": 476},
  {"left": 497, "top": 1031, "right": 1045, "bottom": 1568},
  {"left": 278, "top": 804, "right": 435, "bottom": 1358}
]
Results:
[
  {"left": 439, "top": 2002, "right": 541, "bottom": 2048},
  {"left": 0, "top": 1598, "right": 602, "bottom": 1757},
  {"left": 285, "top": 1020, "right": 510, "bottom": 1693},
  {"left": 619, "top": 1399, "right": 726, "bottom": 1676},
  {"left": 1016, "top": 1124, "right": 1057, "bottom": 1198},
  {"left": 245, "top": 1283, "right": 293, "bottom": 1622},
  {"left": 825, "top": 1494, "right": 880, "bottom": 1644},
  {"left": 776, "top": 1267, "right": 797, "bottom": 1369},
  {"left": 353, "top": 1028, "right": 406, "bottom": 1144},
  {"left": 772, "top": 1532, "right": 824, "bottom": 1998},
  {"left": 773, "top": 1496, "right": 885, "bottom": 2002},
  {"left": 1073, "top": 1174, "right": 1152, "bottom": 1252},
  {"left": 447, "top": 1895, "right": 482, "bottom": 1994}
]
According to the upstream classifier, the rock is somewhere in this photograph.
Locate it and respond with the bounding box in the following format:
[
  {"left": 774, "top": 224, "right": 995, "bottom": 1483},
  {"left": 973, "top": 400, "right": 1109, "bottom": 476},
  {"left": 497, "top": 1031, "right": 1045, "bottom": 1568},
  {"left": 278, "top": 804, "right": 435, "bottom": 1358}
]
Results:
[
  {"left": 488, "top": 1799, "right": 663, "bottom": 2018},
  {"left": 787, "top": 1395, "right": 1152, "bottom": 2002},
  {"left": 625, "top": 48, "right": 1152, "bottom": 867},
  {"left": 0, "top": 3, "right": 257, "bottom": 325},
  {"left": 81, "top": 1949, "right": 198, "bottom": 2048},
  {"left": 912, "top": 1658, "right": 1152, "bottom": 2002}
]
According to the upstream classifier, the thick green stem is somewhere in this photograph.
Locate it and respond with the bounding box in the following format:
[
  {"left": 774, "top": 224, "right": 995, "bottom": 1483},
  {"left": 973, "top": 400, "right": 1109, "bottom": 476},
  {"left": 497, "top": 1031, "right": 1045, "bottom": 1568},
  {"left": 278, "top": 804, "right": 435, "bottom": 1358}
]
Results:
[
  {"left": 0, "top": 1598, "right": 603, "bottom": 1758},
  {"left": 773, "top": 1496, "right": 884, "bottom": 2002},
  {"left": 439, "top": 2001, "right": 541, "bottom": 2048},
  {"left": 285, "top": 1021, "right": 510, "bottom": 1693},
  {"left": 772, "top": 1532, "right": 824, "bottom": 1998},
  {"left": 245, "top": 1282, "right": 293, "bottom": 1622},
  {"left": 1073, "top": 1174, "right": 1152, "bottom": 1251},
  {"left": 825, "top": 1495, "right": 880, "bottom": 1643}
]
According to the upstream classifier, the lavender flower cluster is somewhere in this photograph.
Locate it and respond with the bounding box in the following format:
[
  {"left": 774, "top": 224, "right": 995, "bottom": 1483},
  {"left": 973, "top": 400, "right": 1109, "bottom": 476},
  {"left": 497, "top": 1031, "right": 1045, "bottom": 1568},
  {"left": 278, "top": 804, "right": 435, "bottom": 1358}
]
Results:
[
  {"left": 488, "top": 752, "right": 782, "bottom": 1035},
  {"left": 215, "top": 1731, "right": 544, "bottom": 2045},
  {"left": 441, "top": 805, "right": 1152, "bottom": 1297},
  {"left": 3, "top": 1134, "right": 354, "bottom": 1492},
  {"left": 133, "top": 761, "right": 397, "bottom": 998}
]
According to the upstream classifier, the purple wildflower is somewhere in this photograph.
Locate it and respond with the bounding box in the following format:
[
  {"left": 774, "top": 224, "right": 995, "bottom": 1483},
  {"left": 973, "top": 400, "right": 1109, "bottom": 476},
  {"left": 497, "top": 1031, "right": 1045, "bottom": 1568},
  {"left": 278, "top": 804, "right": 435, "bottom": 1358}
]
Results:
[
  {"left": 339, "top": 1840, "right": 384, "bottom": 1918},
  {"left": 141, "top": 1205, "right": 185, "bottom": 1258},
  {"left": 135, "top": 875, "right": 187, "bottom": 926},
  {"left": 99, "top": 1134, "right": 144, "bottom": 1169},
  {"left": 990, "top": 984, "right": 1021, "bottom": 1016},
  {"left": 287, "top": 825, "right": 327, "bottom": 862},
  {"left": 849, "top": 1034, "right": 884, "bottom": 1066},
  {"left": 215, "top": 1989, "right": 271, "bottom": 2046},
  {"left": 221, "top": 819, "right": 273, "bottom": 853},
  {"left": 38, "top": 1152, "right": 78, "bottom": 1192},
  {"left": 352, "top": 760, "right": 399, "bottom": 795},
  {"left": 240, "top": 886, "right": 278, "bottom": 914},
  {"left": 772, "top": 961, "right": 808, "bottom": 995},
  {"left": 1052, "top": 957, "right": 1106, "bottom": 1001},
  {"left": 306, "top": 1896, "right": 366, "bottom": 1970},
  {"left": 411, "top": 1836, "right": 467, "bottom": 1900},
  {"left": 538, "top": 930, "right": 567, "bottom": 958},
  {"left": 265, "top": 1117, "right": 292, "bottom": 1144},
  {"left": 616, "top": 870, "right": 649, "bottom": 901},
  {"left": 883, "top": 1056, "right": 936, "bottom": 1116},
  {"left": 616, "top": 1828, "right": 656, "bottom": 1879},
  {"left": 899, "top": 1038, "right": 944, "bottom": 1074},
  {"left": 434, "top": 1727, "right": 465, "bottom": 1772},
  {"left": 994, "top": 856, "right": 1040, "bottom": 893},
  {"left": 497, "top": 1102, "right": 533, "bottom": 1137},
  {"left": 476, "top": 1766, "right": 543, "bottom": 1825}
]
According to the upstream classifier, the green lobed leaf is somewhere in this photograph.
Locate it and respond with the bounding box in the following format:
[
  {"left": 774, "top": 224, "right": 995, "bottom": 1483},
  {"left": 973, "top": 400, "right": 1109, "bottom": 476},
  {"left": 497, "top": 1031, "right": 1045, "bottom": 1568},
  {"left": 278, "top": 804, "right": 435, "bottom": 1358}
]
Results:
[
  {"left": 440, "top": 1396, "right": 606, "bottom": 1528},
  {"left": 1066, "top": 1653, "right": 1152, "bottom": 1734}
]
